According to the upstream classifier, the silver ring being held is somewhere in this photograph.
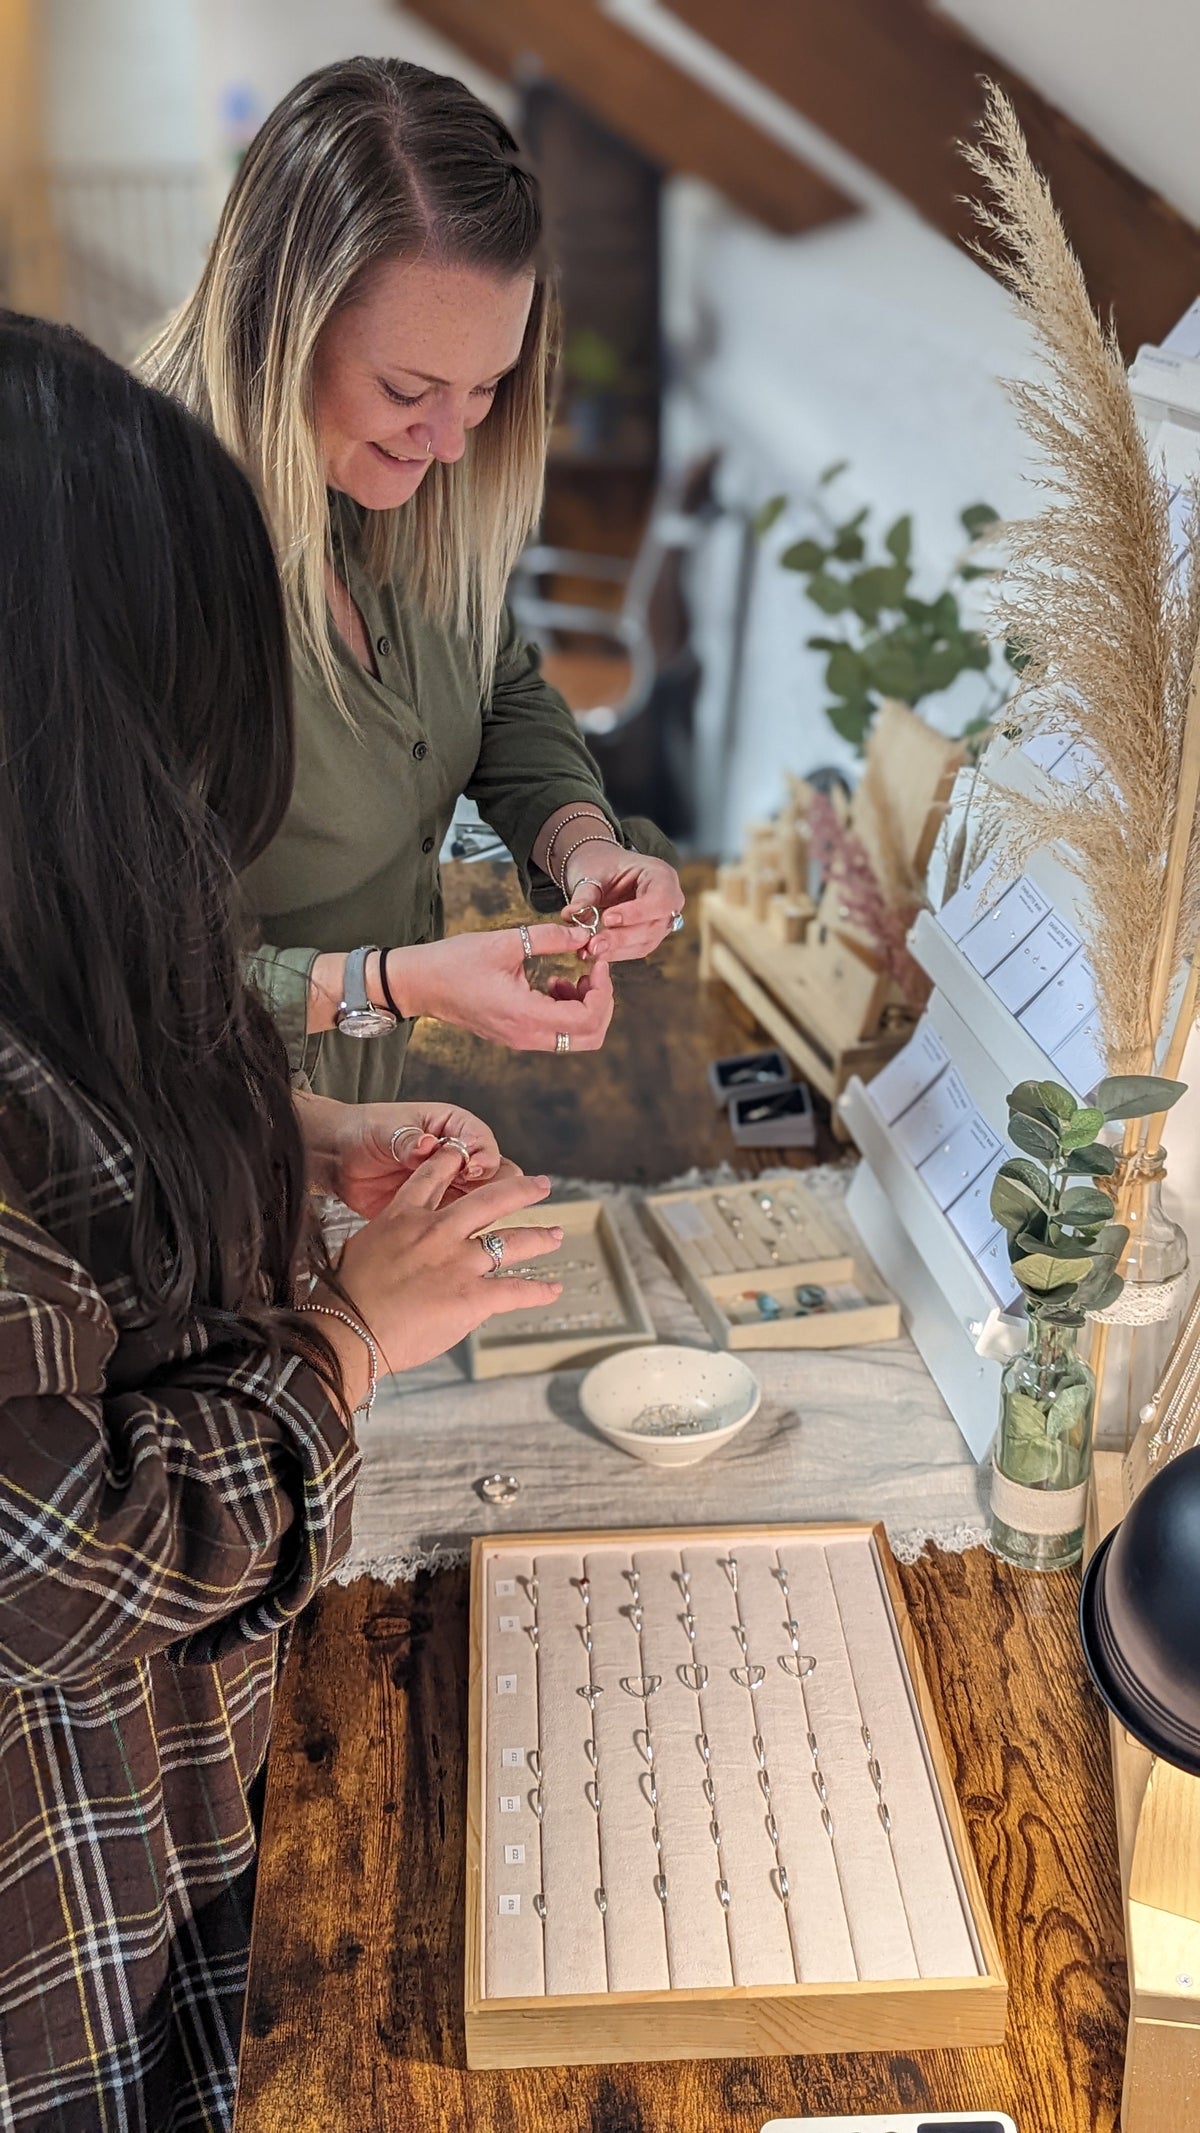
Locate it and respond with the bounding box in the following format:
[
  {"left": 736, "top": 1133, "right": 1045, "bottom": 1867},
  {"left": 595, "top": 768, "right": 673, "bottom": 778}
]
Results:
[
  {"left": 440, "top": 1134, "right": 471, "bottom": 1162},
  {"left": 389, "top": 1125, "right": 424, "bottom": 1162},
  {"left": 555, "top": 1031, "right": 571, "bottom": 1055},
  {"left": 669, "top": 911, "right": 685, "bottom": 934},
  {"left": 480, "top": 1230, "right": 506, "bottom": 1272},
  {"left": 518, "top": 923, "right": 533, "bottom": 959}
]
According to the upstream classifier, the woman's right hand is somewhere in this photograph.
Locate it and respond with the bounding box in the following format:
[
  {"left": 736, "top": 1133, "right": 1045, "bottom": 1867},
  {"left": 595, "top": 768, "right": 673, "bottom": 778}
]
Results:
[
  {"left": 385, "top": 924, "right": 614, "bottom": 1051},
  {"left": 327, "top": 1144, "right": 564, "bottom": 1381}
]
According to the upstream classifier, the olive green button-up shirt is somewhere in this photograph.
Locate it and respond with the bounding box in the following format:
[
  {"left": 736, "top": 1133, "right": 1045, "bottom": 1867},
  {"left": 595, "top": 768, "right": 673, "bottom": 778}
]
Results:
[{"left": 241, "top": 523, "right": 672, "bottom": 1106}]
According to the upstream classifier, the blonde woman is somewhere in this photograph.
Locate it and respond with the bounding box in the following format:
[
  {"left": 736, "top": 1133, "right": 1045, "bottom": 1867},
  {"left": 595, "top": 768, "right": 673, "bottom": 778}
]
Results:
[{"left": 143, "top": 57, "right": 685, "bottom": 1106}]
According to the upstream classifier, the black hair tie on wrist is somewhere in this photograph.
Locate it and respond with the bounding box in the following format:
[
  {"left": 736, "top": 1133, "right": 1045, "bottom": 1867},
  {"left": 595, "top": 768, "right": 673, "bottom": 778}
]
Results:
[{"left": 379, "top": 948, "right": 404, "bottom": 1020}]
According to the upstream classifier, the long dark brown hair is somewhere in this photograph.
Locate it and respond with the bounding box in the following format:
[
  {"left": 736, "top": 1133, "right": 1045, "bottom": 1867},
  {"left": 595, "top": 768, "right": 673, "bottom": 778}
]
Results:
[{"left": 0, "top": 312, "right": 336, "bottom": 1382}]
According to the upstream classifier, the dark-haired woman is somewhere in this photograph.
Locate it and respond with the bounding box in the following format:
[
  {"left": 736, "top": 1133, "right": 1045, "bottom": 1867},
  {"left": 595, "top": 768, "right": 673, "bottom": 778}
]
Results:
[
  {"left": 0, "top": 312, "right": 563, "bottom": 2132},
  {"left": 143, "top": 56, "right": 685, "bottom": 1105}
]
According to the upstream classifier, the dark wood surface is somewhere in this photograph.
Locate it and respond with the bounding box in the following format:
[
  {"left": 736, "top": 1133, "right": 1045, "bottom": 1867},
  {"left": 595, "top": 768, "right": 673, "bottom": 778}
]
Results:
[
  {"left": 403, "top": 859, "right": 840, "bottom": 1182},
  {"left": 403, "top": 0, "right": 857, "bottom": 240},
  {"left": 667, "top": 0, "right": 1200, "bottom": 358},
  {"left": 235, "top": 860, "right": 1128, "bottom": 2132}
]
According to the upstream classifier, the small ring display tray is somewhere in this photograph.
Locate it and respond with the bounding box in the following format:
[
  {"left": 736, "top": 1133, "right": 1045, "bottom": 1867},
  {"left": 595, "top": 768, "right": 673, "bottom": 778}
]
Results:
[{"left": 466, "top": 1522, "right": 1006, "bottom": 2069}]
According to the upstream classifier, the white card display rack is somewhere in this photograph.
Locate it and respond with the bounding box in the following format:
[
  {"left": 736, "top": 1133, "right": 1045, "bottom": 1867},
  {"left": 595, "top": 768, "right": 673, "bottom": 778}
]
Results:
[
  {"left": 466, "top": 1523, "right": 1006, "bottom": 2069},
  {"left": 841, "top": 753, "right": 1111, "bottom": 1459}
]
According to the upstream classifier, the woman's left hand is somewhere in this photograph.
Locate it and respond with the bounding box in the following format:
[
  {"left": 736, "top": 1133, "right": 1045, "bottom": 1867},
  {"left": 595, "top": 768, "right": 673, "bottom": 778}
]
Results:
[
  {"left": 563, "top": 845, "right": 685, "bottom": 962},
  {"left": 327, "top": 1100, "right": 504, "bottom": 1219}
]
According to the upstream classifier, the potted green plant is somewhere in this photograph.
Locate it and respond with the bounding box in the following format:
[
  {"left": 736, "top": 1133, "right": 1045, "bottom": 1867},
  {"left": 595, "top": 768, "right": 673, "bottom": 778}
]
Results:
[
  {"left": 989, "top": 1072, "right": 1185, "bottom": 1570},
  {"left": 757, "top": 467, "right": 1023, "bottom": 753}
]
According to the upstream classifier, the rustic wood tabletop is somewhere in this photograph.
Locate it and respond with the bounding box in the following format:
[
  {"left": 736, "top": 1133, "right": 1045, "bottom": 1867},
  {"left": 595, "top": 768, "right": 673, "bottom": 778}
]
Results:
[{"left": 234, "top": 861, "right": 1127, "bottom": 2133}]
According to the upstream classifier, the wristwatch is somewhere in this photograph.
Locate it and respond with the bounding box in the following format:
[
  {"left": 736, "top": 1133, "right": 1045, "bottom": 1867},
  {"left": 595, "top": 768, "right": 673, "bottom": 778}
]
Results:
[{"left": 334, "top": 945, "right": 397, "bottom": 1039}]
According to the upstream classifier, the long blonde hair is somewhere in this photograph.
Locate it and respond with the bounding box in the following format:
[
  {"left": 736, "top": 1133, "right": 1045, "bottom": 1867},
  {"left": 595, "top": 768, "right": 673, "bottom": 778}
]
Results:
[{"left": 142, "top": 57, "right": 555, "bottom": 712}]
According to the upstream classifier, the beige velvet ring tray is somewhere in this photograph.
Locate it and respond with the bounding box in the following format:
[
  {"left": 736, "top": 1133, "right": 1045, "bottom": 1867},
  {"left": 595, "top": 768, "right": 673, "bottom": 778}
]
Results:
[{"left": 466, "top": 1521, "right": 1006, "bottom": 2068}]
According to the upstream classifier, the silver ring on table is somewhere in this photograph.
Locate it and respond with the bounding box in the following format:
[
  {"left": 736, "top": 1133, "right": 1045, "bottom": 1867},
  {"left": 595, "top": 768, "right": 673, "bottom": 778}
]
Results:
[
  {"left": 480, "top": 1230, "right": 506, "bottom": 1272},
  {"left": 555, "top": 1031, "right": 571, "bottom": 1055},
  {"left": 518, "top": 923, "right": 533, "bottom": 959},
  {"left": 389, "top": 1125, "right": 424, "bottom": 1162},
  {"left": 669, "top": 911, "right": 685, "bottom": 935}
]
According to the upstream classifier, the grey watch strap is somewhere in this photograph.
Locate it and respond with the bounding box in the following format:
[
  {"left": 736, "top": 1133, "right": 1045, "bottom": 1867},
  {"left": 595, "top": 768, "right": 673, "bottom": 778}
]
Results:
[{"left": 341, "top": 944, "right": 376, "bottom": 1016}]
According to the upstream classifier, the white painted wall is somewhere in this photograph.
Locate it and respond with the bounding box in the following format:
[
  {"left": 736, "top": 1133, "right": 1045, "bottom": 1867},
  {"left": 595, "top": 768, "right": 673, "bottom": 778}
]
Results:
[{"left": 42, "top": 0, "right": 205, "bottom": 166}]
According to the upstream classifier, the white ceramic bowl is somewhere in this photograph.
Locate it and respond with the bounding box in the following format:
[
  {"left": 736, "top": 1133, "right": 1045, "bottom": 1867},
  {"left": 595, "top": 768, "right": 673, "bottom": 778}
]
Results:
[{"left": 578, "top": 1345, "right": 761, "bottom": 1467}]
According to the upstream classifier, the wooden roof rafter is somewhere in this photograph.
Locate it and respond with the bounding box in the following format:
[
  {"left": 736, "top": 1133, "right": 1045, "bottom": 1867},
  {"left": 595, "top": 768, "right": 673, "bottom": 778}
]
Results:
[
  {"left": 399, "top": 0, "right": 858, "bottom": 239},
  {"left": 663, "top": 0, "right": 1200, "bottom": 356}
]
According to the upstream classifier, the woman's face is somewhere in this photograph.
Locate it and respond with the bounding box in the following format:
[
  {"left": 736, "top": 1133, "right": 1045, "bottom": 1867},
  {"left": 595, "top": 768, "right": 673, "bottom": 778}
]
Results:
[{"left": 313, "top": 255, "right": 535, "bottom": 510}]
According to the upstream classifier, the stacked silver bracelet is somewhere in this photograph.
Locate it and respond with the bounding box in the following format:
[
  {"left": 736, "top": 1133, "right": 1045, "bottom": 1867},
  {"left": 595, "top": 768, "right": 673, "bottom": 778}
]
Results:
[{"left": 298, "top": 1301, "right": 379, "bottom": 1422}]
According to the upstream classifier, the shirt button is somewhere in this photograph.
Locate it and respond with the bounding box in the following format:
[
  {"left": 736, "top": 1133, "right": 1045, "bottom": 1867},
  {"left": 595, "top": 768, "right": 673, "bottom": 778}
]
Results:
[
  {"left": 376, "top": 634, "right": 391, "bottom": 657},
  {"left": 413, "top": 740, "right": 428, "bottom": 760},
  {"left": 422, "top": 835, "right": 435, "bottom": 854}
]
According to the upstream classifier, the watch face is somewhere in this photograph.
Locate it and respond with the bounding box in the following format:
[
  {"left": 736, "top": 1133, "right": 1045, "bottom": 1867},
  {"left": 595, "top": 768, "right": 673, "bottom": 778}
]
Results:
[{"left": 336, "top": 1006, "right": 397, "bottom": 1040}]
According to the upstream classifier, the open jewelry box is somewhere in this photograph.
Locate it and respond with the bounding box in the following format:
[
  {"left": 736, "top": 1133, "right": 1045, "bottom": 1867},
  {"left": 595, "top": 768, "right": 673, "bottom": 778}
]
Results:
[
  {"left": 640, "top": 1179, "right": 900, "bottom": 1349},
  {"left": 467, "top": 1198, "right": 655, "bottom": 1380},
  {"left": 466, "top": 1521, "right": 1006, "bottom": 2068}
]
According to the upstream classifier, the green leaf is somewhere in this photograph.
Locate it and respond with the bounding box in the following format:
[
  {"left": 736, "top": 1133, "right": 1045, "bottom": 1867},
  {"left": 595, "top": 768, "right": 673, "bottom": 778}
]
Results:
[
  {"left": 1093, "top": 1074, "right": 1188, "bottom": 1121},
  {"left": 780, "top": 538, "right": 827, "bottom": 574},
  {"left": 1064, "top": 1141, "right": 1118, "bottom": 1177},
  {"left": 1004, "top": 639, "right": 1031, "bottom": 672},
  {"left": 996, "top": 1158, "right": 1051, "bottom": 1205},
  {"left": 1060, "top": 1107, "right": 1106, "bottom": 1151},
  {"left": 957, "top": 563, "right": 994, "bottom": 582},
  {"left": 991, "top": 1172, "right": 1048, "bottom": 1233},
  {"left": 807, "top": 572, "right": 852, "bottom": 614},
  {"left": 826, "top": 645, "right": 867, "bottom": 698},
  {"left": 1001, "top": 1433, "right": 1060, "bottom": 1486},
  {"left": 819, "top": 459, "right": 849, "bottom": 487},
  {"left": 1006, "top": 1390, "right": 1051, "bottom": 1440},
  {"left": 826, "top": 697, "right": 874, "bottom": 748},
  {"left": 961, "top": 503, "right": 1000, "bottom": 538},
  {"left": 847, "top": 565, "right": 908, "bottom": 621},
  {"left": 1036, "top": 1081, "right": 1076, "bottom": 1121},
  {"left": 1009, "top": 1112, "right": 1061, "bottom": 1163},
  {"left": 753, "top": 495, "right": 788, "bottom": 537},
  {"left": 1014, "top": 1229, "right": 1096, "bottom": 1265},
  {"left": 1008, "top": 1082, "right": 1057, "bottom": 1125},
  {"left": 832, "top": 526, "right": 866, "bottom": 563},
  {"left": 1011, "top": 1249, "right": 1093, "bottom": 1292},
  {"left": 1057, "top": 1187, "right": 1116, "bottom": 1226},
  {"left": 884, "top": 514, "right": 913, "bottom": 564},
  {"left": 960, "top": 635, "right": 993, "bottom": 673},
  {"left": 865, "top": 643, "right": 918, "bottom": 700},
  {"left": 1048, "top": 1380, "right": 1091, "bottom": 1438},
  {"left": 1076, "top": 1269, "right": 1124, "bottom": 1315},
  {"left": 806, "top": 634, "right": 843, "bottom": 652}
]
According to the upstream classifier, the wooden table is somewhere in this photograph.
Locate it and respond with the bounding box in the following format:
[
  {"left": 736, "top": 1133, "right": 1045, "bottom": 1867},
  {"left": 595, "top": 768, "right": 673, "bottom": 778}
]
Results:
[{"left": 235, "top": 863, "right": 1128, "bottom": 2133}]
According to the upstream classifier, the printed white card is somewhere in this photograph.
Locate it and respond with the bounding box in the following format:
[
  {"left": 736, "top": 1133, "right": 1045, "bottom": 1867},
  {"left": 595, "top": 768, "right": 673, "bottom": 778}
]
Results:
[
  {"left": 975, "top": 1227, "right": 1022, "bottom": 1308},
  {"left": 500, "top": 1748, "right": 526, "bottom": 1769},
  {"left": 866, "top": 1019, "right": 949, "bottom": 1125},
  {"left": 934, "top": 855, "right": 1001, "bottom": 943},
  {"left": 891, "top": 1067, "right": 973, "bottom": 1169},
  {"left": 918, "top": 1112, "right": 1004, "bottom": 1211},
  {"left": 1051, "top": 1015, "right": 1107, "bottom": 1100},
  {"left": 498, "top": 1894, "right": 521, "bottom": 1916},
  {"left": 1017, "top": 949, "right": 1097, "bottom": 1053},
  {"left": 959, "top": 876, "right": 1051, "bottom": 975},
  {"left": 495, "top": 1674, "right": 518, "bottom": 1696},
  {"left": 498, "top": 1615, "right": 520, "bottom": 1634},
  {"left": 503, "top": 1843, "right": 526, "bottom": 1866},
  {"left": 494, "top": 1579, "right": 516, "bottom": 1597},
  {"left": 498, "top": 1794, "right": 522, "bottom": 1815},
  {"left": 947, "top": 1151, "right": 1009, "bottom": 1255},
  {"left": 987, "top": 912, "right": 1081, "bottom": 1015}
]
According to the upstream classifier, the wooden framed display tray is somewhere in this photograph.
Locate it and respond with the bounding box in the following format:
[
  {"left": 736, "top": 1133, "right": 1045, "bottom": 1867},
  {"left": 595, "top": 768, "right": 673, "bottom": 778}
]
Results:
[
  {"left": 466, "top": 1521, "right": 1005, "bottom": 2069},
  {"left": 640, "top": 1178, "right": 900, "bottom": 1349},
  {"left": 467, "top": 1198, "right": 655, "bottom": 1380}
]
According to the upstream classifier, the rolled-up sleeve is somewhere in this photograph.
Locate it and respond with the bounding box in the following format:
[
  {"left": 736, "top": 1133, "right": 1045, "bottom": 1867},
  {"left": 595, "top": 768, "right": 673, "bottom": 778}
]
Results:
[
  {"left": 0, "top": 1162, "right": 358, "bottom": 1685},
  {"left": 243, "top": 943, "right": 320, "bottom": 1076},
  {"left": 466, "top": 608, "right": 678, "bottom": 911}
]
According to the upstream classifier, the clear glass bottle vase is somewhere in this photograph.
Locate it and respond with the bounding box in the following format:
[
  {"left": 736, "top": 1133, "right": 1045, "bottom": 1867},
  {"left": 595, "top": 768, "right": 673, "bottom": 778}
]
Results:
[
  {"left": 1093, "top": 1148, "right": 1188, "bottom": 1452},
  {"left": 989, "top": 1314, "right": 1095, "bottom": 1572}
]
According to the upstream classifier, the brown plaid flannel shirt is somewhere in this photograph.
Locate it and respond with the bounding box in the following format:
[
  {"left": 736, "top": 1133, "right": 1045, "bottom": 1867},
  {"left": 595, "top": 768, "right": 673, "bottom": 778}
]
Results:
[{"left": 0, "top": 1037, "right": 360, "bottom": 2129}]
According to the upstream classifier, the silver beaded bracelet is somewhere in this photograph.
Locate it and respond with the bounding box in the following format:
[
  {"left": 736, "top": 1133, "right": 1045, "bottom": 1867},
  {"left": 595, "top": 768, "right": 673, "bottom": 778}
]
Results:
[
  {"left": 555, "top": 832, "right": 620, "bottom": 897},
  {"left": 298, "top": 1301, "right": 379, "bottom": 1422}
]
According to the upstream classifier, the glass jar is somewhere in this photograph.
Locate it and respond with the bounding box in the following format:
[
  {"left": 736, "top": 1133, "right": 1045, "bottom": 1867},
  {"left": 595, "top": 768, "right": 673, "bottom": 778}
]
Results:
[
  {"left": 1093, "top": 1149, "right": 1188, "bottom": 1452},
  {"left": 989, "top": 1315, "right": 1096, "bottom": 1571}
]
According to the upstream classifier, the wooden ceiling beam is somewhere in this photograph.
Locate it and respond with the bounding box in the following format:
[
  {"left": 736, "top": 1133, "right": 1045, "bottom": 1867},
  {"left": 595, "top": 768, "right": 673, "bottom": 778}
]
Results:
[
  {"left": 401, "top": 0, "right": 856, "bottom": 238},
  {"left": 663, "top": 0, "right": 1200, "bottom": 356}
]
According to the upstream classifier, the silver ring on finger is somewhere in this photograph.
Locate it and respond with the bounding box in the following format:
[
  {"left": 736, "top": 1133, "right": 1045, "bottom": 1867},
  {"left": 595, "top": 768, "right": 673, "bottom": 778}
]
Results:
[
  {"left": 518, "top": 923, "right": 533, "bottom": 959},
  {"left": 480, "top": 1230, "right": 506, "bottom": 1272},
  {"left": 669, "top": 911, "right": 685, "bottom": 934},
  {"left": 440, "top": 1134, "right": 471, "bottom": 1161},
  {"left": 555, "top": 1031, "right": 571, "bottom": 1055},
  {"left": 389, "top": 1126, "right": 424, "bottom": 1162}
]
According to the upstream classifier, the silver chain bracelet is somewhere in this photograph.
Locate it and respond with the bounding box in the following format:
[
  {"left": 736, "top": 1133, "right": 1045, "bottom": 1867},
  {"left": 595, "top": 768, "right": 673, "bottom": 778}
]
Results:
[{"left": 298, "top": 1301, "right": 379, "bottom": 1422}]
